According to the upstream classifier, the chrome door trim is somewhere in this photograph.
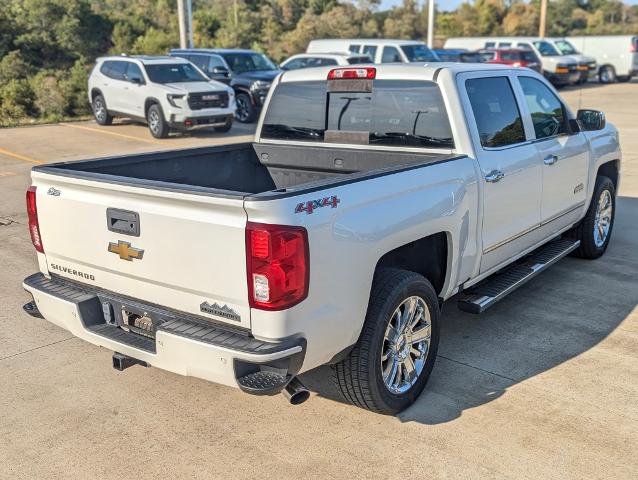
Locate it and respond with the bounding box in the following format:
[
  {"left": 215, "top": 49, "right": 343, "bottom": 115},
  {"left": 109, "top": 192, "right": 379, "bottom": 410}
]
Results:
[{"left": 483, "top": 201, "right": 585, "bottom": 254}]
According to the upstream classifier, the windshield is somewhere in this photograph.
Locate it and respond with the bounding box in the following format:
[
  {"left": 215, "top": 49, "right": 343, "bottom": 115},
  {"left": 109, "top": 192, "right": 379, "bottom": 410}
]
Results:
[
  {"left": 262, "top": 80, "right": 454, "bottom": 149},
  {"left": 401, "top": 44, "right": 440, "bottom": 62},
  {"left": 554, "top": 40, "right": 578, "bottom": 55},
  {"left": 145, "top": 63, "right": 207, "bottom": 83},
  {"left": 533, "top": 41, "right": 560, "bottom": 57},
  {"left": 221, "top": 53, "right": 277, "bottom": 73}
]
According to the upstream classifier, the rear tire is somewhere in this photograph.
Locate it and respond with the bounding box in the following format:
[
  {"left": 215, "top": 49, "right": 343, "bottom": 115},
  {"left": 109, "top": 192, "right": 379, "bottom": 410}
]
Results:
[
  {"left": 147, "top": 104, "right": 169, "bottom": 139},
  {"left": 617, "top": 75, "right": 631, "bottom": 83},
  {"left": 92, "top": 94, "right": 113, "bottom": 126},
  {"left": 332, "top": 268, "right": 440, "bottom": 415},
  {"left": 599, "top": 65, "right": 617, "bottom": 84},
  {"left": 567, "top": 176, "right": 615, "bottom": 259}
]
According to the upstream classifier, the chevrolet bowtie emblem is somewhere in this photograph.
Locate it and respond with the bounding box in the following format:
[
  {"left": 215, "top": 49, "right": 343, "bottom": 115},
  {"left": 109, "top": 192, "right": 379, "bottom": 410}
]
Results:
[{"left": 108, "top": 240, "right": 144, "bottom": 261}]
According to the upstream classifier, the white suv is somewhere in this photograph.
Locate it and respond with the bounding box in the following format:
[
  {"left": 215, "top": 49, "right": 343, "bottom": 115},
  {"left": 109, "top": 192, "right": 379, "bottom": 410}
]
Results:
[{"left": 88, "top": 55, "right": 236, "bottom": 138}]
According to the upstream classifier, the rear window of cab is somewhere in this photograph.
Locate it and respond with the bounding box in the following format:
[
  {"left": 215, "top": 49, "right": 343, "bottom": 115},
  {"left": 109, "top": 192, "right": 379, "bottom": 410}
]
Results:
[{"left": 261, "top": 79, "right": 454, "bottom": 149}]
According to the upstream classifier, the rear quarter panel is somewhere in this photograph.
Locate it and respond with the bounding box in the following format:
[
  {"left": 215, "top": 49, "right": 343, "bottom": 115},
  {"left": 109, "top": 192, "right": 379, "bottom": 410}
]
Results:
[{"left": 245, "top": 157, "right": 479, "bottom": 371}]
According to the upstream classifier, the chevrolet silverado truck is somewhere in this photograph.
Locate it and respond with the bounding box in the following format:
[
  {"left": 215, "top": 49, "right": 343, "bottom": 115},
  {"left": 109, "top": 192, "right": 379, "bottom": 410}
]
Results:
[{"left": 23, "top": 64, "right": 621, "bottom": 414}]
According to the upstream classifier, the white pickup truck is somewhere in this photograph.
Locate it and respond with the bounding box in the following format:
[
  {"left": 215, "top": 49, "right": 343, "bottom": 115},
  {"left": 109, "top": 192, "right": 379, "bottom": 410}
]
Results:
[{"left": 23, "top": 64, "right": 621, "bottom": 414}]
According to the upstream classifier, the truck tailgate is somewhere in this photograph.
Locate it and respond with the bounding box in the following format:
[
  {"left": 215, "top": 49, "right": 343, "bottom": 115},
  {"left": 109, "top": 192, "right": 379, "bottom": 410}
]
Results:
[{"left": 32, "top": 173, "right": 251, "bottom": 329}]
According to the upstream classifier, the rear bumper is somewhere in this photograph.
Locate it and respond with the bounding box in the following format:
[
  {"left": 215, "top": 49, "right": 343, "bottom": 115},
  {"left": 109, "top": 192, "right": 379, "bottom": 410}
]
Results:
[{"left": 23, "top": 273, "right": 305, "bottom": 392}]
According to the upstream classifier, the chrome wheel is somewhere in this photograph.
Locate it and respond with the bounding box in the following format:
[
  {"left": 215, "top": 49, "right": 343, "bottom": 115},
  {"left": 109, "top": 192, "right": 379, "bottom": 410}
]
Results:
[
  {"left": 93, "top": 99, "right": 106, "bottom": 122},
  {"left": 593, "top": 189, "right": 612, "bottom": 248},
  {"left": 148, "top": 110, "right": 160, "bottom": 134},
  {"left": 381, "top": 296, "right": 431, "bottom": 394}
]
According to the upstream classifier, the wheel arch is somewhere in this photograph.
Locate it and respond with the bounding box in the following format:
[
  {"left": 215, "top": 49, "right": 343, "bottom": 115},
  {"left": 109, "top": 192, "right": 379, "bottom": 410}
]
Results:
[
  {"left": 597, "top": 159, "right": 620, "bottom": 191},
  {"left": 90, "top": 88, "right": 103, "bottom": 101},
  {"left": 144, "top": 97, "right": 163, "bottom": 118},
  {"left": 373, "top": 231, "right": 450, "bottom": 299}
]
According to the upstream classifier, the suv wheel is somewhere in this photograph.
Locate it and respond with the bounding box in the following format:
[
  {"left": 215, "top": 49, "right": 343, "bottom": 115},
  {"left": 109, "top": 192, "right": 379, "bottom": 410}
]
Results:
[
  {"left": 147, "top": 104, "right": 169, "bottom": 139},
  {"left": 235, "top": 93, "right": 256, "bottom": 123},
  {"left": 332, "top": 268, "right": 440, "bottom": 415},
  {"left": 92, "top": 94, "right": 113, "bottom": 126},
  {"left": 599, "top": 65, "right": 616, "bottom": 84},
  {"left": 214, "top": 118, "right": 233, "bottom": 133},
  {"left": 567, "top": 176, "right": 615, "bottom": 259}
]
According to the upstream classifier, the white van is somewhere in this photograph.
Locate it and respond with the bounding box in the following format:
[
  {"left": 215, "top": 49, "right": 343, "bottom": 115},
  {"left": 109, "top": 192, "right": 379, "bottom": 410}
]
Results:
[
  {"left": 306, "top": 39, "right": 440, "bottom": 64},
  {"left": 567, "top": 35, "right": 638, "bottom": 83},
  {"left": 445, "top": 37, "right": 581, "bottom": 86}
]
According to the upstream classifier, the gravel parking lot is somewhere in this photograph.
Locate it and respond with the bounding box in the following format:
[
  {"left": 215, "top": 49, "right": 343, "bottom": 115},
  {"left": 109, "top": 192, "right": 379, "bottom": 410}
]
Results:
[{"left": 1, "top": 83, "right": 637, "bottom": 479}]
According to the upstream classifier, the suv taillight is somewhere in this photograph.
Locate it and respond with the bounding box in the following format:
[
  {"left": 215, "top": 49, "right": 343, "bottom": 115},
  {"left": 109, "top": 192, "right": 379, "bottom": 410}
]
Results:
[
  {"left": 246, "top": 222, "right": 309, "bottom": 311},
  {"left": 26, "top": 186, "right": 44, "bottom": 253}
]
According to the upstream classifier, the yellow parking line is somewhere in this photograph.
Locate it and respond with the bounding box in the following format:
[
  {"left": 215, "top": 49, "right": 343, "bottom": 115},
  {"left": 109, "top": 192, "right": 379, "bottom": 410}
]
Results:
[
  {"left": 60, "top": 122, "right": 166, "bottom": 145},
  {"left": 0, "top": 146, "right": 42, "bottom": 164}
]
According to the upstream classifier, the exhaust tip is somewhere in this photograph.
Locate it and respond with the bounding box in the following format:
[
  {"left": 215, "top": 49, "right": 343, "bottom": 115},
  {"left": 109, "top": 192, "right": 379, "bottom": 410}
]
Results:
[{"left": 282, "top": 377, "right": 310, "bottom": 405}]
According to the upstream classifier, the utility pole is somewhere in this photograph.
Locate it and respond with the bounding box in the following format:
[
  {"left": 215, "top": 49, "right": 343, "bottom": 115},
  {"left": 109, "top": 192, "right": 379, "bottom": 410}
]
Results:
[
  {"left": 427, "top": 0, "right": 435, "bottom": 48},
  {"left": 177, "top": 0, "right": 187, "bottom": 49},
  {"left": 539, "top": 0, "right": 548, "bottom": 38},
  {"left": 186, "top": 0, "right": 194, "bottom": 48}
]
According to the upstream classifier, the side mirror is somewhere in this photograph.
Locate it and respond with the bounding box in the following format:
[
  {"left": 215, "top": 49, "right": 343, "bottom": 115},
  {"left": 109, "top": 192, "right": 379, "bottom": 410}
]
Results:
[
  {"left": 577, "top": 109, "right": 606, "bottom": 131},
  {"left": 130, "top": 77, "right": 144, "bottom": 85},
  {"left": 211, "top": 66, "right": 229, "bottom": 75}
]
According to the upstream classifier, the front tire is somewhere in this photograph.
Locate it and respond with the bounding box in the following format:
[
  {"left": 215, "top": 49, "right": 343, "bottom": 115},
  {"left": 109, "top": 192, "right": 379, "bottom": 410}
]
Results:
[
  {"left": 235, "top": 93, "right": 256, "bottom": 123},
  {"left": 92, "top": 94, "right": 113, "bottom": 126},
  {"left": 332, "top": 269, "right": 440, "bottom": 415},
  {"left": 567, "top": 176, "right": 615, "bottom": 259},
  {"left": 214, "top": 118, "right": 233, "bottom": 133},
  {"left": 147, "top": 104, "right": 169, "bottom": 139},
  {"left": 599, "top": 65, "right": 617, "bottom": 84}
]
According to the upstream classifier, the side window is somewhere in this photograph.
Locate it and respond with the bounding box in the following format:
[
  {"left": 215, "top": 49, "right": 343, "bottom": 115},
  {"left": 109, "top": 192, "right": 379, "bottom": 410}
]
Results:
[
  {"left": 108, "top": 61, "right": 128, "bottom": 80},
  {"left": 125, "top": 63, "right": 144, "bottom": 83},
  {"left": 349, "top": 44, "right": 361, "bottom": 53},
  {"left": 517, "top": 43, "right": 532, "bottom": 51},
  {"left": 485, "top": 42, "right": 496, "bottom": 48},
  {"left": 480, "top": 52, "right": 496, "bottom": 61},
  {"left": 466, "top": 77, "right": 526, "bottom": 148},
  {"left": 189, "top": 55, "right": 210, "bottom": 73},
  {"left": 209, "top": 55, "right": 226, "bottom": 70},
  {"left": 518, "top": 76, "right": 568, "bottom": 139},
  {"left": 317, "top": 58, "right": 338, "bottom": 66},
  {"left": 282, "top": 58, "right": 305, "bottom": 70},
  {"left": 498, "top": 42, "right": 511, "bottom": 48},
  {"left": 100, "top": 61, "right": 113, "bottom": 77},
  {"left": 362, "top": 45, "right": 377, "bottom": 60},
  {"left": 381, "top": 46, "right": 402, "bottom": 63}
]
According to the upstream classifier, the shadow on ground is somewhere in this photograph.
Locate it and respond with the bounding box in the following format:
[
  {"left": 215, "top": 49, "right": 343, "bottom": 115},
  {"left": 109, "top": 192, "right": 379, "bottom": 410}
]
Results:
[{"left": 300, "top": 195, "right": 638, "bottom": 424}]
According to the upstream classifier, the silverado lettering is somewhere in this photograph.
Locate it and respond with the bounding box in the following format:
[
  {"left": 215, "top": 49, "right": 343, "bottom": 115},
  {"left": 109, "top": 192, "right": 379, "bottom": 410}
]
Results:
[{"left": 49, "top": 263, "right": 95, "bottom": 281}]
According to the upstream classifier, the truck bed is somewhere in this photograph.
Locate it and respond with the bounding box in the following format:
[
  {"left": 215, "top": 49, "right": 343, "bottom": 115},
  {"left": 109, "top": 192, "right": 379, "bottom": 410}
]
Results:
[{"left": 34, "top": 142, "right": 462, "bottom": 199}]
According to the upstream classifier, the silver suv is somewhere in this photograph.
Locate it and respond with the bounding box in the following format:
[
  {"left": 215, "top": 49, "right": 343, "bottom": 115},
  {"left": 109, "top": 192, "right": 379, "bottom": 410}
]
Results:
[{"left": 88, "top": 55, "right": 236, "bottom": 138}]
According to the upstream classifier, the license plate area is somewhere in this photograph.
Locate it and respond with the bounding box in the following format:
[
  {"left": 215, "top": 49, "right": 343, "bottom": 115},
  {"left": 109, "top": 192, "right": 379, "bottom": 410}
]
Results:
[{"left": 100, "top": 298, "right": 159, "bottom": 341}]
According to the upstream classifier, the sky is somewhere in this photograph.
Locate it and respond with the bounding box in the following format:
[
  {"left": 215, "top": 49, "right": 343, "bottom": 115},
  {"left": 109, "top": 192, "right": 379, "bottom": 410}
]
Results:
[{"left": 380, "top": 0, "right": 638, "bottom": 13}]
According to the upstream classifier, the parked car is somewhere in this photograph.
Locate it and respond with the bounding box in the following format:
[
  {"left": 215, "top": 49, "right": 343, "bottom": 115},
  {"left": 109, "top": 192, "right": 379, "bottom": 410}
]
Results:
[
  {"left": 478, "top": 48, "right": 542, "bottom": 73},
  {"left": 445, "top": 37, "right": 581, "bottom": 86},
  {"left": 170, "top": 48, "right": 281, "bottom": 123},
  {"left": 567, "top": 35, "right": 638, "bottom": 83},
  {"left": 307, "top": 38, "right": 441, "bottom": 64},
  {"left": 88, "top": 55, "right": 235, "bottom": 138},
  {"left": 543, "top": 38, "right": 597, "bottom": 83},
  {"left": 25, "top": 63, "right": 620, "bottom": 414},
  {"left": 433, "top": 49, "right": 484, "bottom": 63},
  {"left": 280, "top": 53, "right": 371, "bottom": 70}
]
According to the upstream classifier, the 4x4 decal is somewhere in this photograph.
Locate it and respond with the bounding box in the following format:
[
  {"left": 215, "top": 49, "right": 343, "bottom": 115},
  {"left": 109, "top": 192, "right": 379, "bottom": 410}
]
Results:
[{"left": 295, "top": 195, "right": 340, "bottom": 215}]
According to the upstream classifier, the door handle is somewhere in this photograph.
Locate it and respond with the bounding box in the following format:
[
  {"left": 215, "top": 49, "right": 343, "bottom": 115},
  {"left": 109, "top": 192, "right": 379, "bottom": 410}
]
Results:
[
  {"left": 485, "top": 170, "right": 505, "bottom": 183},
  {"left": 544, "top": 154, "right": 558, "bottom": 165}
]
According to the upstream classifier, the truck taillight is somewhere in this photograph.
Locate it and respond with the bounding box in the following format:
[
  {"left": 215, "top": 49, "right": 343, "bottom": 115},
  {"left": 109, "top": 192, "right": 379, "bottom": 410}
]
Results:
[
  {"left": 328, "top": 67, "right": 376, "bottom": 80},
  {"left": 26, "top": 186, "right": 44, "bottom": 253},
  {"left": 246, "top": 222, "right": 309, "bottom": 311}
]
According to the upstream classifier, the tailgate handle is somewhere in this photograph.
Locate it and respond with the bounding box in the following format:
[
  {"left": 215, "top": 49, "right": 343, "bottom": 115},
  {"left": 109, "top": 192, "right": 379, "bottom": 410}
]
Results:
[{"left": 106, "top": 208, "right": 140, "bottom": 237}]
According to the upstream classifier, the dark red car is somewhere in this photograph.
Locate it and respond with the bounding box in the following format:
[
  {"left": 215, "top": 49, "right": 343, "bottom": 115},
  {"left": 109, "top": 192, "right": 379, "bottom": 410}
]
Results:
[{"left": 478, "top": 48, "right": 542, "bottom": 73}]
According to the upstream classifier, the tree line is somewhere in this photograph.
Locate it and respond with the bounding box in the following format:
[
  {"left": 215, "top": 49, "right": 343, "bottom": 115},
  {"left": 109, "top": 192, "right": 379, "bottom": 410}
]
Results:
[{"left": 1, "top": 0, "right": 636, "bottom": 126}]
